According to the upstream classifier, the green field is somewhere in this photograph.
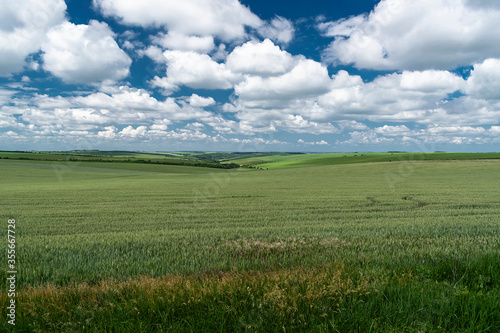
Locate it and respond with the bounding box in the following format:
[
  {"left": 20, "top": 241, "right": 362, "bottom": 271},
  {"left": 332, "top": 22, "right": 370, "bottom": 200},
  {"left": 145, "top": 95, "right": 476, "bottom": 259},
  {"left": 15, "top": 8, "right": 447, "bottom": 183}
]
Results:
[
  {"left": 1, "top": 154, "right": 500, "bottom": 332},
  {"left": 228, "top": 152, "right": 500, "bottom": 169}
]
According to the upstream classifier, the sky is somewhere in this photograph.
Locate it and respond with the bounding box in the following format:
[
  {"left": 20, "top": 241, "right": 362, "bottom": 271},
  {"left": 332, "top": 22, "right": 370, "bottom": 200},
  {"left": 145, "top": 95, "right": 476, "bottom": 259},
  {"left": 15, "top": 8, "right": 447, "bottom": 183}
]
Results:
[{"left": 1, "top": 0, "right": 500, "bottom": 152}]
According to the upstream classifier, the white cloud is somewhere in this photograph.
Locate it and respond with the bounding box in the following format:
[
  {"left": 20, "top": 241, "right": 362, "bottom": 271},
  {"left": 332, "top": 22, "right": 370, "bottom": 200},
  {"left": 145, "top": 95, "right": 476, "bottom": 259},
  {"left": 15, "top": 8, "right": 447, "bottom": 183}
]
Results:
[
  {"left": 239, "top": 137, "right": 287, "bottom": 145},
  {"left": 234, "top": 58, "right": 331, "bottom": 109},
  {"left": 321, "top": 0, "right": 500, "bottom": 70},
  {"left": 317, "top": 69, "right": 465, "bottom": 121},
  {"left": 21, "top": 107, "right": 109, "bottom": 127},
  {"left": 93, "top": 0, "right": 262, "bottom": 42},
  {"left": 276, "top": 115, "right": 339, "bottom": 134},
  {"left": 340, "top": 130, "right": 398, "bottom": 146},
  {"left": 97, "top": 126, "right": 117, "bottom": 138},
  {"left": 211, "top": 43, "right": 228, "bottom": 61},
  {"left": 8, "top": 86, "right": 213, "bottom": 137},
  {"left": 374, "top": 125, "right": 411, "bottom": 135},
  {"left": 329, "top": 70, "right": 364, "bottom": 89},
  {"left": 141, "top": 128, "right": 211, "bottom": 142},
  {"left": 149, "top": 76, "right": 180, "bottom": 95},
  {"left": 399, "top": 70, "right": 465, "bottom": 93},
  {"left": 226, "top": 39, "right": 295, "bottom": 76},
  {"left": 189, "top": 94, "right": 216, "bottom": 107},
  {"left": 152, "top": 31, "right": 215, "bottom": 53},
  {"left": 150, "top": 50, "right": 241, "bottom": 93},
  {"left": 489, "top": 126, "right": 500, "bottom": 136},
  {"left": 150, "top": 119, "right": 172, "bottom": 131},
  {"left": 141, "top": 46, "right": 165, "bottom": 63},
  {"left": 465, "top": 58, "right": 500, "bottom": 100},
  {"left": 185, "top": 122, "right": 205, "bottom": 131},
  {"left": 298, "top": 139, "right": 329, "bottom": 145},
  {"left": 318, "top": 15, "right": 366, "bottom": 37},
  {"left": 200, "top": 115, "right": 238, "bottom": 133},
  {"left": 0, "top": 89, "right": 16, "bottom": 106},
  {"left": 337, "top": 123, "right": 500, "bottom": 147},
  {"left": 42, "top": 20, "right": 132, "bottom": 84},
  {"left": 221, "top": 66, "right": 469, "bottom": 136},
  {"left": 0, "top": 0, "right": 67, "bottom": 76},
  {"left": 257, "top": 16, "right": 295, "bottom": 44},
  {"left": 117, "top": 30, "right": 144, "bottom": 50},
  {"left": 97, "top": 125, "right": 216, "bottom": 143},
  {"left": 120, "top": 125, "right": 148, "bottom": 137},
  {"left": 72, "top": 87, "right": 180, "bottom": 114},
  {"left": 427, "top": 126, "right": 486, "bottom": 135},
  {"left": 4, "top": 0, "right": 500, "bottom": 150},
  {"left": 337, "top": 120, "right": 369, "bottom": 131},
  {"left": 0, "top": 112, "right": 19, "bottom": 127}
]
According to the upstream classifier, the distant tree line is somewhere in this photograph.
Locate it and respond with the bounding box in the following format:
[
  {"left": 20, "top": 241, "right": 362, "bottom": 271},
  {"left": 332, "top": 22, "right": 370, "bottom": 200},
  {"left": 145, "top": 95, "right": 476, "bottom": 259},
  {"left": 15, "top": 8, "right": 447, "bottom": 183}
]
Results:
[{"left": 0, "top": 155, "right": 240, "bottom": 169}]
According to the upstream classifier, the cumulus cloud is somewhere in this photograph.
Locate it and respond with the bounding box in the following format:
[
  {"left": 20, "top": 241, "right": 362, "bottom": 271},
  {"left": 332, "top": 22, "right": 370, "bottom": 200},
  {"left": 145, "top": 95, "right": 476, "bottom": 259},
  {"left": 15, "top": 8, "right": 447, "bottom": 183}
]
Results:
[
  {"left": 151, "top": 32, "right": 215, "bottom": 53},
  {"left": 97, "top": 126, "right": 117, "bottom": 138},
  {"left": 226, "top": 39, "right": 295, "bottom": 76},
  {"left": 120, "top": 125, "right": 148, "bottom": 137},
  {"left": 0, "top": 0, "right": 67, "bottom": 76},
  {"left": 95, "top": 124, "right": 220, "bottom": 143},
  {"left": 276, "top": 115, "right": 339, "bottom": 134},
  {"left": 234, "top": 58, "right": 331, "bottom": 109},
  {"left": 0, "top": 89, "right": 17, "bottom": 106},
  {"left": 338, "top": 124, "right": 500, "bottom": 147},
  {"left": 465, "top": 58, "right": 500, "bottom": 100},
  {"left": 188, "top": 94, "right": 216, "bottom": 107},
  {"left": 141, "top": 45, "right": 166, "bottom": 63},
  {"left": 199, "top": 115, "right": 238, "bottom": 133},
  {"left": 237, "top": 137, "right": 287, "bottom": 145},
  {"left": 318, "top": 15, "right": 366, "bottom": 37},
  {"left": 150, "top": 50, "right": 241, "bottom": 94},
  {"left": 257, "top": 16, "right": 295, "bottom": 44},
  {"left": 41, "top": 20, "right": 132, "bottom": 84},
  {"left": 0, "top": 83, "right": 277, "bottom": 149},
  {"left": 316, "top": 69, "right": 465, "bottom": 121},
  {"left": 93, "top": 0, "right": 262, "bottom": 42},
  {"left": 320, "top": 0, "right": 500, "bottom": 70},
  {"left": 0, "top": 112, "right": 19, "bottom": 128},
  {"left": 298, "top": 139, "right": 329, "bottom": 145},
  {"left": 374, "top": 125, "right": 411, "bottom": 135},
  {"left": 10, "top": 86, "right": 216, "bottom": 136},
  {"left": 151, "top": 39, "right": 309, "bottom": 98}
]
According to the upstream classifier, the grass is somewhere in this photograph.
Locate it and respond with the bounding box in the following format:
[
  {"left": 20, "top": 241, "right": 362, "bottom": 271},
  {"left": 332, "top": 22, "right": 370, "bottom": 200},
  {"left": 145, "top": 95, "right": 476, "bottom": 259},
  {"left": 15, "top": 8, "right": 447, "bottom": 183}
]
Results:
[
  {"left": 1, "top": 155, "right": 500, "bottom": 331},
  {"left": 228, "top": 152, "right": 500, "bottom": 169},
  {"left": 0, "top": 150, "right": 241, "bottom": 169}
]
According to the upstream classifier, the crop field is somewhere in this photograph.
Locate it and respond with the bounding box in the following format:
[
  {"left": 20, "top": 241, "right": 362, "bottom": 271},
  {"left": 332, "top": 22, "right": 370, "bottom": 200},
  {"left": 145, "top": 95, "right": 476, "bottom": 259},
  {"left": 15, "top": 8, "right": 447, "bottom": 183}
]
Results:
[
  {"left": 227, "top": 152, "right": 500, "bottom": 170},
  {"left": 1, "top": 154, "right": 500, "bottom": 332}
]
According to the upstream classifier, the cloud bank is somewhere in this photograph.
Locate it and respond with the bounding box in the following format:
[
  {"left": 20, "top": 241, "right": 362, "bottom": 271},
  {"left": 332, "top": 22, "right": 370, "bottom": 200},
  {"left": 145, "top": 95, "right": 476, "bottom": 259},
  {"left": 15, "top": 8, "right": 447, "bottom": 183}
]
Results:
[{"left": 0, "top": 0, "right": 499, "bottom": 150}]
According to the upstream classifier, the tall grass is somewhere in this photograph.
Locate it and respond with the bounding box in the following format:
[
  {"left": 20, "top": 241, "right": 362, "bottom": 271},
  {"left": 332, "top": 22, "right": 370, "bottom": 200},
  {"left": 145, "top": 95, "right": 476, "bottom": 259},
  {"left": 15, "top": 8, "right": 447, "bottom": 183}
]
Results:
[{"left": 2, "top": 258, "right": 498, "bottom": 332}]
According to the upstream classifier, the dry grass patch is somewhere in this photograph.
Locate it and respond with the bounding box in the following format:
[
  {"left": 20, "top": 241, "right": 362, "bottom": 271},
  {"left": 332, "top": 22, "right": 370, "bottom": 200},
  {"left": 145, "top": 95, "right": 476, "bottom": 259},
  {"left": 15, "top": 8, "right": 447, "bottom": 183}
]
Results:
[{"left": 219, "top": 237, "right": 349, "bottom": 259}]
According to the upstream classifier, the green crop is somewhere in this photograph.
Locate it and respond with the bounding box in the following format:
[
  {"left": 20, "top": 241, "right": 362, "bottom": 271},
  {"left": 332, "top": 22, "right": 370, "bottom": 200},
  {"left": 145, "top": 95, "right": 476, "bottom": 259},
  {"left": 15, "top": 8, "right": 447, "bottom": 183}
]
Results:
[{"left": 1, "top": 157, "right": 499, "bottom": 332}]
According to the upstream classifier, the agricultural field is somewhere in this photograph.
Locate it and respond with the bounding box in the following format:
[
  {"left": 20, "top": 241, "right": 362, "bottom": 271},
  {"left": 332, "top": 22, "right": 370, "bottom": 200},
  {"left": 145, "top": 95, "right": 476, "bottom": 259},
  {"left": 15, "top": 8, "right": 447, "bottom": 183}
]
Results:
[
  {"left": 1, "top": 153, "right": 500, "bottom": 332},
  {"left": 0, "top": 150, "right": 242, "bottom": 169},
  {"left": 227, "top": 151, "right": 500, "bottom": 170}
]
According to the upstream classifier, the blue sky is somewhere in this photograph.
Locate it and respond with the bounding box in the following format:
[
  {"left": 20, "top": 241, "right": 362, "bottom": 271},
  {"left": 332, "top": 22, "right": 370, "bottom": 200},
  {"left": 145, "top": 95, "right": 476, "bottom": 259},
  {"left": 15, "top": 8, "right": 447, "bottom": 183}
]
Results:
[{"left": 1, "top": 0, "right": 500, "bottom": 152}]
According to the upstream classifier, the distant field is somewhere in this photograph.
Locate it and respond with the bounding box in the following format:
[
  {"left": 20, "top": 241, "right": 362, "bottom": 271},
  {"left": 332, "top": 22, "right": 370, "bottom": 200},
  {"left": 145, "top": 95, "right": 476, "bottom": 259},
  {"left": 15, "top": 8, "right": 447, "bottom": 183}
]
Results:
[
  {"left": 0, "top": 150, "right": 241, "bottom": 169},
  {"left": 1, "top": 156, "right": 499, "bottom": 331},
  {"left": 3, "top": 150, "right": 500, "bottom": 170},
  {"left": 228, "top": 152, "right": 500, "bottom": 169}
]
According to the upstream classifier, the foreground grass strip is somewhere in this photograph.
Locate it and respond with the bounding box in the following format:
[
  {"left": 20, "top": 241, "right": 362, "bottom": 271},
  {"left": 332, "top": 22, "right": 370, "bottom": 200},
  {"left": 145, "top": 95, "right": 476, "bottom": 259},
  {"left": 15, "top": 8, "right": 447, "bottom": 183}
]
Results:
[
  {"left": 2, "top": 261, "right": 376, "bottom": 332},
  {"left": 2, "top": 261, "right": 499, "bottom": 332}
]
